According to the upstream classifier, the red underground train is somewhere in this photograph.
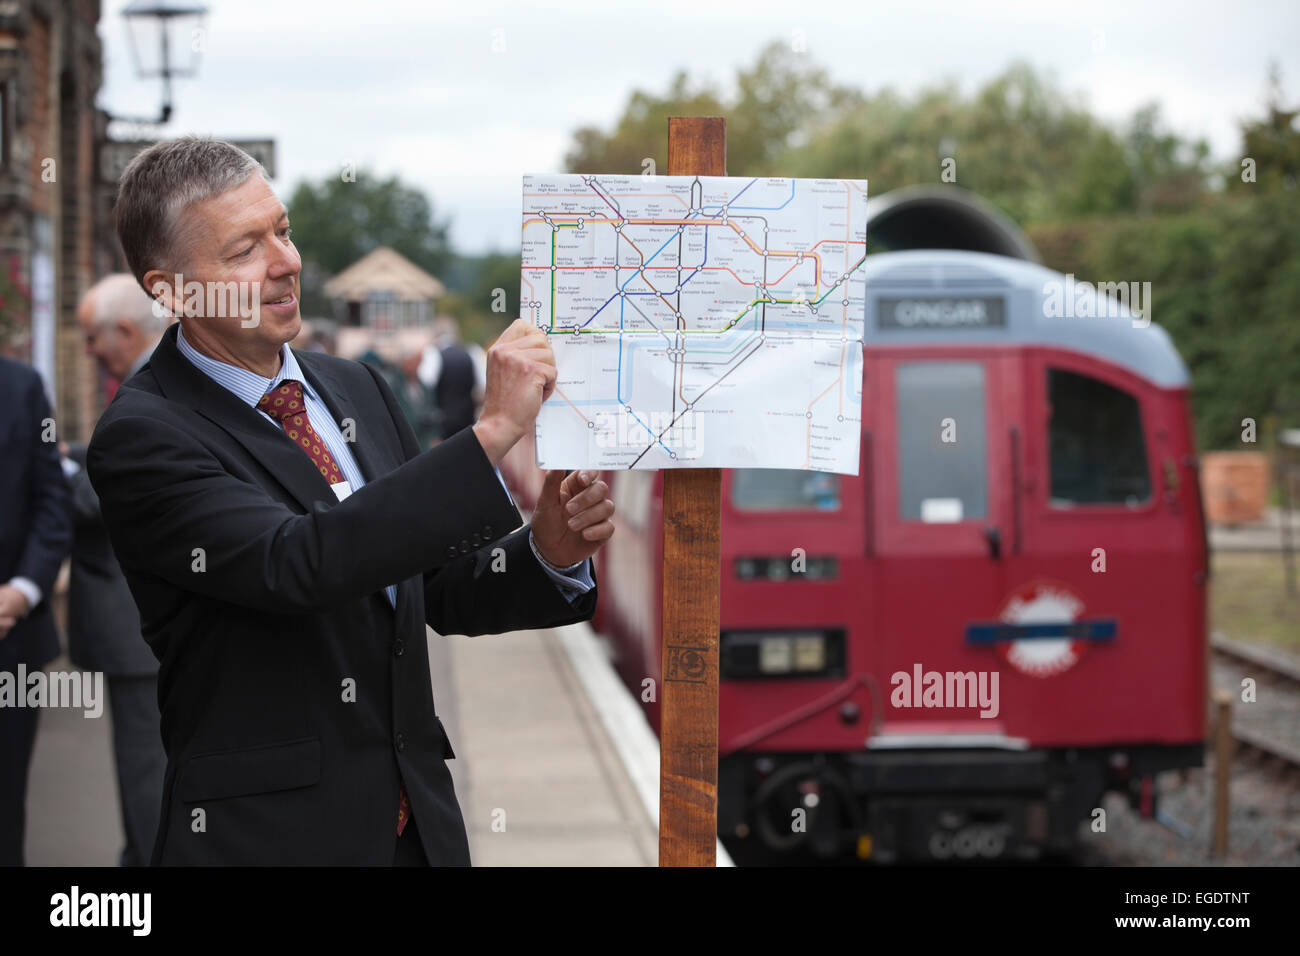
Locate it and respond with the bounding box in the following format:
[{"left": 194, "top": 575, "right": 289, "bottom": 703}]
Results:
[{"left": 510, "top": 185, "right": 1210, "bottom": 863}]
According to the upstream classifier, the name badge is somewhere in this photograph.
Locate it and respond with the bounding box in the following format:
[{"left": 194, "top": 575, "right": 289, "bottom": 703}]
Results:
[{"left": 331, "top": 480, "right": 352, "bottom": 502}]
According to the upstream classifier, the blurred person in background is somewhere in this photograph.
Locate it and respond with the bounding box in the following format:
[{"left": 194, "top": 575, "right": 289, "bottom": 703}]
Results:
[
  {"left": 393, "top": 341, "right": 443, "bottom": 449},
  {"left": 66, "top": 274, "right": 170, "bottom": 866},
  {"left": 418, "top": 317, "right": 480, "bottom": 440},
  {"left": 292, "top": 318, "right": 332, "bottom": 355},
  {"left": 75, "top": 273, "right": 169, "bottom": 393},
  {"left": 466, "top": 339, "right": 487, "bottom": 414},
  {"left": 0, "top": 355, "right": 73, "bottom": 866}
]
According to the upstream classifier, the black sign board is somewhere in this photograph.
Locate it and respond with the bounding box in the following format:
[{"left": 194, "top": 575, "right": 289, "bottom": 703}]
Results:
[
  {"left": 878, "top": 296, "right": 1005, "bottom": 330},
  {"left": 99, "top": 139, "right": 276, "bottom": 183}
]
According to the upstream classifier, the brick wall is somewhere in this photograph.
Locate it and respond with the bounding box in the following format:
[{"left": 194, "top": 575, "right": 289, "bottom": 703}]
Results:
[
  {"left": 0, "top": 1, "right": 109, "bottom": 441},
  {"left": 57, "top": 2, "right": 103, "bottom": 442},
  {"left": 25, "top": 10, "right": 49, "bottom": 217}
]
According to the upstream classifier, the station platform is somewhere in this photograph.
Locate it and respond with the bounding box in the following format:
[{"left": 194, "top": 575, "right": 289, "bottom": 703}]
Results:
[
  {"left": 24, "top": 621, "right": 729, "bottom": 866},
  {"left": 435, "top": 622, "right": 658, "bottom": 866}
]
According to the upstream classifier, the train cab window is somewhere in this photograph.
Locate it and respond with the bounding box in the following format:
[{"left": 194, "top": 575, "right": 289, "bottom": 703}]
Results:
[
  {"left": 896, "top": 362, "right": 987, "bottom": 521},
  {"left": 1048, "top": 369, "right": 1152, "bottom": 506},
  {"left": 731, "top": 470, "right": 841, "bottom": 511}
]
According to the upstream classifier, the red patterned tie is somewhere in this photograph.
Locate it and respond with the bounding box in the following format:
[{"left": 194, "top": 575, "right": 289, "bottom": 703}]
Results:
[
  {"left": 257, "top": 379, "right": 413, "bottom": 836},
  {"left": 397, "top": 789, "right": 411, "bottom": 836},
  {"left": 256, "top": 380, "right": 344, "bottom": 485}
]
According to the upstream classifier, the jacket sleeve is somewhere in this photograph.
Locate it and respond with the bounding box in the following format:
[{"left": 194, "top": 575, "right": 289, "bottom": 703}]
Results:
[
  {"left": 15, "top": 374, "right": 72, "bottom": 596},
  {"left": 65, "top": 442, "right": 104, "bottom": 530},
  {"left": 423, "top": 526, "right": 598, "bottom": 637},
  {"left": 359, "top": 361, "right": 598, "bottom": 635},
  {"left": 86, "top": 410, "right": 521, "bottom": 615}
]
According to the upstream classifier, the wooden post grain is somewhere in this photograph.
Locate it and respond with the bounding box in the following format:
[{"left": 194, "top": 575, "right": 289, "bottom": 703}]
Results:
[
  {"left": 658, "top": 116, "right": 725, "bottom": 867},
  {"left": 1210, "top": 689, "right": 1232, "bottom": 858}
]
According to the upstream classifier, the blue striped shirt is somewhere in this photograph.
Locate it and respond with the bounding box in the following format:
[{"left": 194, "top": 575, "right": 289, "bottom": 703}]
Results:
[{"left": 175, "top": 324, "right": 593, "bottom": 607}]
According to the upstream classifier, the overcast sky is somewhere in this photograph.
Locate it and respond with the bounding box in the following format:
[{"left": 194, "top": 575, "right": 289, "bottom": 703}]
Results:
[{"left": 98, "top": 0, "right": 1299, "bottom": 256}]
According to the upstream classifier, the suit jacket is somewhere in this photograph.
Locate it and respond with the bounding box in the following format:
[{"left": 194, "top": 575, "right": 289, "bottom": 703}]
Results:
[
  {"left": 87, "top": 324, "right": 597, "bottom": 865},
  {"left": 64, "top": 441, "right": 157, "bottom": 676},
  {"left": 0, "top": 357, "right": 72, "bottom": 673}
]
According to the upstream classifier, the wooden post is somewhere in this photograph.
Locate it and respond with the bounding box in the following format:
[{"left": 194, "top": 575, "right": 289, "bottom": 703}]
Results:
[
  {"left": 1278, "top": 441, "right": 1296, "bottom": 598},
  {"left": 1210, "top": 689, "right": 1232, "bottom": 858},
  {"left": 658, "top": 116, "right": 726, "bottom": 867}
]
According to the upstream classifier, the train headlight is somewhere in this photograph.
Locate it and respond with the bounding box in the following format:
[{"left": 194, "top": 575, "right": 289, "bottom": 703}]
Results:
[
  {"left": 793, "top": 634, "right": 826, "bottom": 672},
  {"left": 759, "top": 637, "right": 794, "bottom": 673},
  {"left": 721, "top": 629, "right": 846, "bottom": 679}
]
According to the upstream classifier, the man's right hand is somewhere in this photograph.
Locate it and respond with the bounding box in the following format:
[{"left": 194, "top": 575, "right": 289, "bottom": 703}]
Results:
[
  {"left": 472, "top": 319, "right": 557, "bottom": 466},
  {"left": 0, "top": 585, "right": 29, "bottom": 638}
]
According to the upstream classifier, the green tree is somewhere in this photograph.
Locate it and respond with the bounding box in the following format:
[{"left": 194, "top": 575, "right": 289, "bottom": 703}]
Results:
[
  {"left": 439, "top": 251, "right": 521, "bottom": 346},
  {"left": 1028, "top": 68, "right": 1300, "bottom": 449},
  {"left": 565, "top": 72, "right": 727, "bottom": 175},
  {"left": 1229, "top": 63, "right": 1300, "bottom": 193},
  {"left": 1123, "top": 104, "right": 1211, "bottom": 214},
  {"left": 564, "top": 49, "right": 1214, "bottom": 226},
  {"left": 1205, "top": 192, "right": 1300, "bottom": 442},
  {"left": 564, "top": 41, "right": 851, "bottom": 176},
  {"left": 286, "top": 172, "right": 453, "bottom": 278},
  {"left": 1032, "top": 189, "right": 1300, "bottom": 450},
  {"left": 785, "top": 63, "right": 1208, "bottom": 223}
]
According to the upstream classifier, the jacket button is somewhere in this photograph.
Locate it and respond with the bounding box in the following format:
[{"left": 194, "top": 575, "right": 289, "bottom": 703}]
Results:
[
  {"left": 395, "top": 732, "right": 406, "bottom": 752},
  {"left": 393, "top": 638, "right": 405, "bottom": 657}
]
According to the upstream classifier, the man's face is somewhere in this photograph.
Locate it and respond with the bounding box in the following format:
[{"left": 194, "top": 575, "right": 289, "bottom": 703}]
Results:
[
  {"left": 148, "top": 173, "right": 301, "bottom": 358},
  {"left": 76, "top": 298, "right": 129, "bottom": 380}
]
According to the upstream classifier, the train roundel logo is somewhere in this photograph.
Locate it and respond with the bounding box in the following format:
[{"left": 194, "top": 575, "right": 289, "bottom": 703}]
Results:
[{"left": 996, "top": 581, "right": 1088, "bottom": 678}]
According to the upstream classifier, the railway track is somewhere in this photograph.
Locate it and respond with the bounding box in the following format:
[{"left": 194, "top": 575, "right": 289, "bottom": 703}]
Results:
[{"left": 1210, "top": 632, "right": 1300, "bottom": 775}]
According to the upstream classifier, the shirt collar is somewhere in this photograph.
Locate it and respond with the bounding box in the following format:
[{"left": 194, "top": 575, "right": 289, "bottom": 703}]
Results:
[{"left": 175, "top": 323, "right": 317, "bottom": 408}]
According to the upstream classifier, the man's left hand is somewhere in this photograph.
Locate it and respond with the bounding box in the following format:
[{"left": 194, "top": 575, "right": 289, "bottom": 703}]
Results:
[{"left": 531, "top": 470, "right": 615, "bottom": 568}]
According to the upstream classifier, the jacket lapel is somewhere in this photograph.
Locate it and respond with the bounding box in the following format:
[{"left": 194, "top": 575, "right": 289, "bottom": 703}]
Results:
[
  {"left": 295, "top": 352, "right": 400, "bottom": 485},
  {"left": 148, "top": 325, "right": 336, "bottom": 514},
  {"left": 297, "top": 350, "right": 415, "bottom": 629}
]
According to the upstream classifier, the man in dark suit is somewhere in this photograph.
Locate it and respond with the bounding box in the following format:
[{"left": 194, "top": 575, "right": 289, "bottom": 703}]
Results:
[
  {"left": 88, "top": 137, "right": 616, "bottom": 865},
  {"left": 67, "top": 273, "right": 171, "bottom": 866},
  {"left": 418, "top": 319, "right": 479, "bottom": 440},
  {"left": 0, "top": 357, "right": 73, "bottom": 866}
]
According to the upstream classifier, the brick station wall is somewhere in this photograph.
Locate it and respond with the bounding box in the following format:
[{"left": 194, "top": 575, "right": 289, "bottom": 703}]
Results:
[{"left": 0, "top": 0, "right": 111, "bottom": 443}]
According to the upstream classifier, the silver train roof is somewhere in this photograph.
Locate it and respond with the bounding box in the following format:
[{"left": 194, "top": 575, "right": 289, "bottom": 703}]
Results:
[{"left": 860, "top": 249, "right": 1190, "bottom": 388}]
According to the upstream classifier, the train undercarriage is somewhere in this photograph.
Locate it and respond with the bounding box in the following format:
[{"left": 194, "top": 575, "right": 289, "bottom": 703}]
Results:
[{"left": 719, "top": 744, "right": 1204, "bottom": 863}]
